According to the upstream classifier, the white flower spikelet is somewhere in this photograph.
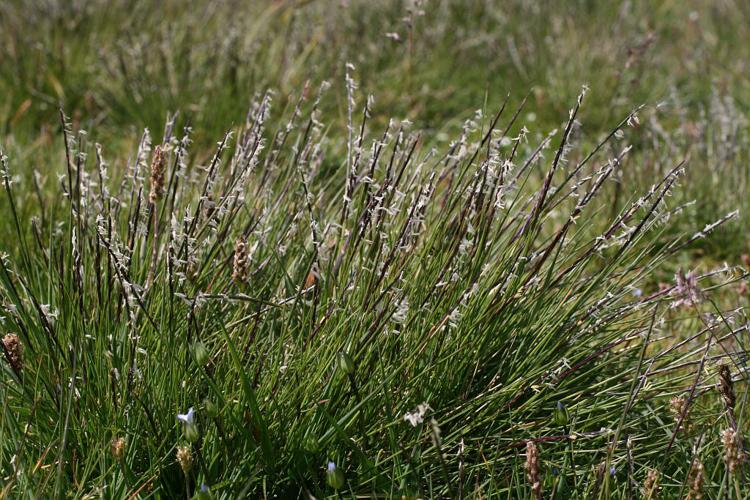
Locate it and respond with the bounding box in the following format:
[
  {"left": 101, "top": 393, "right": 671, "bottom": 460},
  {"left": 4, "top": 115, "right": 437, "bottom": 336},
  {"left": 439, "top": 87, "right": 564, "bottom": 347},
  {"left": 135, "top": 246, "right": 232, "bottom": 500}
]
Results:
[{"left": 403, "top": 402, "right": 432, "bottom": 427}]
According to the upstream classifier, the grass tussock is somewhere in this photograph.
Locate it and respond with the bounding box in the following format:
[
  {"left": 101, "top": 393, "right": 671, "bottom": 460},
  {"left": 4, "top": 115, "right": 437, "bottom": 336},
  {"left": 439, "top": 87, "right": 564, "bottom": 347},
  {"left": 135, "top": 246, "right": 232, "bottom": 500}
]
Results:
[{"left": 0, "top": 79, "right": 747, "bottom": 498}]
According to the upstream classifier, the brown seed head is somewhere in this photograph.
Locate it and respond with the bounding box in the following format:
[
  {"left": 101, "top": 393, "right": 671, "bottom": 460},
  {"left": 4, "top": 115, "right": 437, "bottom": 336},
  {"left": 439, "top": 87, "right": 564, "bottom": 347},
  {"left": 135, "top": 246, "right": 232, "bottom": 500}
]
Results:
[
  {"left": 669, "top": 395, "right": 693, "bottom": 433},
  {"left": 592, "top": 462, "right": 606, "bottom": 499},
  {"left": 722, "top": 428, "right": 743, "bottom": 474},
  {"left": 232, "top": 237, "right": 249, "bottom": 283},
  {"left": 2, "top": 333, "right": 23, "bottom": 374},
  {"left": 686, "top": 459, "right": 704, "bottom": 500},
  {"left": 111, "top": 436, "right": 126, "bottom": 461},
  {"left": 149, "top": 145, "right": 165, "bottom": 204},
  {"left": 643, "top": 468, "right": 658, "bottom": 499},
  {"left": 719, "top": 364, "right": 736, "bottom": 413},
  {"left": 176, "top": 445, "right": 193, "bottom": 473},
  {"left": 525, "top": 441, "right": 542, "bottom": 500}
]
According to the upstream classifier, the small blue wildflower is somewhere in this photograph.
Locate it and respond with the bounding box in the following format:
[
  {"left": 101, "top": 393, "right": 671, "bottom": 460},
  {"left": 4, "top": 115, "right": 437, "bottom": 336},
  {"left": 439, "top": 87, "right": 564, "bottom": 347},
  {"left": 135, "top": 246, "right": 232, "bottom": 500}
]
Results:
[
  {"left": 195, "top": 483, "right": 212, "bottom": 499},
  {"left": 177, "top": 407, "right": 199, "bottom": 442},
  {"left": 177, "top": 407, "right": 195, "bottom": 425},
  {"left": 326, "top": 461, "right": 345, "bottom": 489}
]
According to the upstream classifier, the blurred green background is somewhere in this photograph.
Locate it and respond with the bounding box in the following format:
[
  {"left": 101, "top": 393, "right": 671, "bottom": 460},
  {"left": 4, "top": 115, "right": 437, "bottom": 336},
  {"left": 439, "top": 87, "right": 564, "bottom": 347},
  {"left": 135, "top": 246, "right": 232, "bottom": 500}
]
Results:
[
  {"left": 1, "top": 0, "right": 748, "bottom": 258},
  {"left": 2, "top": 0, "right": 748, "bottom": 146}
]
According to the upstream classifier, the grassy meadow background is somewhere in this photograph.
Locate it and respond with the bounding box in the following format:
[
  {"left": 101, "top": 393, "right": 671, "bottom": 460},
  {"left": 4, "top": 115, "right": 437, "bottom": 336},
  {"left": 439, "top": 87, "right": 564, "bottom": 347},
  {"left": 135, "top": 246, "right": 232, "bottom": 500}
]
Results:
[{"left": 1, "top": 0, "right": 749, "bottom": 497}]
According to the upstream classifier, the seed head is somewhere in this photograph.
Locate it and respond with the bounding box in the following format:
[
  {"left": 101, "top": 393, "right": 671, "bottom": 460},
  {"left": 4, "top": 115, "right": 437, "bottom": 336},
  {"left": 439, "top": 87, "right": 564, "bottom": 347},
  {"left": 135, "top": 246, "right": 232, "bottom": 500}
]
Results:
[
  {"left": 643, "top": 468, "right": 658, "bottom": 499},
  {"left": 670, "top": 269, "right": 702, "bottom": 308},
  {"left": 402, "top": 402, "right": 431, "bottom": 427},
  {"left": 686, "top": 459, "right": 704, "bottom": 500},
  {"left": 232, "top": 237, "right": 249, "bottom": 283},
  {"left": 525, "top": 441, "right": 542, "bottom": 500},
  {"left": 149, "top": 145, "right": 166, "bottom": 204},
  {"left": 111, "top": 436, "right": 126, "bottom": 461},
  {"left": 2, "top": 333, "right": 23, "bottom": 374},
  {"left": 722, "top": 428, "right": 743, "bottom": 474},
  {"left": 669, "top": 395, "right": 693, "bottom": 434},
  {"left": 719, "top": 364, "right": 736, "bottom": 412},
  {"left": 176, "top": 445, "right": 193, "bottom": 473},
  {"left": 592, "top": 462, "right": 606, "bottom": 498}
]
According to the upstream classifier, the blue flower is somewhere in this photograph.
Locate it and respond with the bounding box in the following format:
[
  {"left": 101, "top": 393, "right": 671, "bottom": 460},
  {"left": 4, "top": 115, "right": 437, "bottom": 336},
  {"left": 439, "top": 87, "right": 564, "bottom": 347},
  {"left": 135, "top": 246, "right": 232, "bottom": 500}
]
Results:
[
  {"left": 609, "top": 465, "right": 616, "bottom": 477},
  {"left": 177, "top": 407, "right": 195, "bottom": 425},
  {"left": 195, "top": 483, "right": 212, "bottom": 499},
  {"left": 326, "top": 461, "right": 345, "bottom": 489},
  {"left": 177, "top": 407, "right": 199, "bottom": 442}
]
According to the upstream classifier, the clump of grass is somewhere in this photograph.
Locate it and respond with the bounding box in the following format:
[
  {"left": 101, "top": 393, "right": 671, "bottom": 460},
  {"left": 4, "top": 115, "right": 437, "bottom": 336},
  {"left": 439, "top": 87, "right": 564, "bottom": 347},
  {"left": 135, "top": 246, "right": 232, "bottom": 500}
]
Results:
[{"left": 0, "top": 81, "right": 745, "bottom": 497}]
